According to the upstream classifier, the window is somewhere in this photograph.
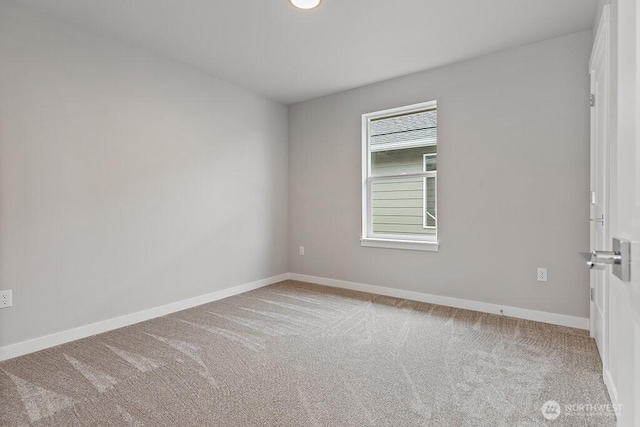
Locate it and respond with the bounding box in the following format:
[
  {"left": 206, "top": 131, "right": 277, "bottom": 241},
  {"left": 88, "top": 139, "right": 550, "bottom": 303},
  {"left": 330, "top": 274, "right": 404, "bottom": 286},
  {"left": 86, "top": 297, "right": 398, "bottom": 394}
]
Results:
[{"left": 361, "top": 101, "right": 439, "bottom": 251}]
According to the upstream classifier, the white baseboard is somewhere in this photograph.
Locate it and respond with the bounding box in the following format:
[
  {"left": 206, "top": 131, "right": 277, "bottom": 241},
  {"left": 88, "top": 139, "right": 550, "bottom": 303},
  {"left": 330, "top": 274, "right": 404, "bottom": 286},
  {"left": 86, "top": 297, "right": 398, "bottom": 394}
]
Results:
[
  {"left": 604, "top": 368, "right": 619, "bottom": 405},
  {"left": 0, "top": 273, "right": 288, "bottom": 361},
  {"left": 288, "top": 273, "right": 590, "bottom": 330}
]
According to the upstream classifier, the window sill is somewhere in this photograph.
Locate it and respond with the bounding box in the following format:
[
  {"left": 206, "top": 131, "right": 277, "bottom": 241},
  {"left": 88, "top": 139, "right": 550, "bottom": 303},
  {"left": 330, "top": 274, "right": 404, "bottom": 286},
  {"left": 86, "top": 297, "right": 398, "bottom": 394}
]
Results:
[{"left": 360, "top": 238, "right": 439, "bottom": 252}]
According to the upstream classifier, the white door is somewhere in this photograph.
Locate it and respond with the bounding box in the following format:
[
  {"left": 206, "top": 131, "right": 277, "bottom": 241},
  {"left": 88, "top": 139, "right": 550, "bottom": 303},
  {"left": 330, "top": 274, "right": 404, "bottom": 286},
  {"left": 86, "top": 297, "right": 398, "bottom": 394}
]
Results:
[
  {"left": 589, "top": 6, "right": 610, "bottom": 368},
  {"left": 597, "top": 1, "right": 640, "bottom": 425}
]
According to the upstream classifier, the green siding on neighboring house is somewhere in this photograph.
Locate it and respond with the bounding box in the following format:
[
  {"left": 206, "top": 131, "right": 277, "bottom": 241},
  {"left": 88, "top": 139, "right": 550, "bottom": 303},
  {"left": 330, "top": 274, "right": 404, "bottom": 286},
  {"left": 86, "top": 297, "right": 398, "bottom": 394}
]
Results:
[{"left": 371, "top": 146, "right": 436, "bottom": 236}]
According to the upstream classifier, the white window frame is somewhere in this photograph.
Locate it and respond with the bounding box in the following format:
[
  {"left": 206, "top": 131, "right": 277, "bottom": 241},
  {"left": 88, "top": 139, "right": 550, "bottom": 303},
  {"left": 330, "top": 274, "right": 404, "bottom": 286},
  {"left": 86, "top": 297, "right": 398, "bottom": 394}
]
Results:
[{"left": 361, "top": 100, "right": 439, "bottom": 252}]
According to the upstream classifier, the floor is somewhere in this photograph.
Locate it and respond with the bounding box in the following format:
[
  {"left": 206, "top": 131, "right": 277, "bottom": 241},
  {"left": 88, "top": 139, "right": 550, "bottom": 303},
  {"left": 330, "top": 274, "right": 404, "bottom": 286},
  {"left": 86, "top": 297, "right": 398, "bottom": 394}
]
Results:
[{"left": 0, "top": 280, "right": 614, "bottom": 426}]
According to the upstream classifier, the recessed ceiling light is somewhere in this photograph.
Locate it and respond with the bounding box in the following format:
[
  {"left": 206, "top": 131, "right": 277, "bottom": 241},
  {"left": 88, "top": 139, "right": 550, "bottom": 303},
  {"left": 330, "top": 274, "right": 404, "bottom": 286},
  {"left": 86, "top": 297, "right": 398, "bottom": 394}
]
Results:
[{"left": 289, "top": 0, "right": 321, "bottom": 10}]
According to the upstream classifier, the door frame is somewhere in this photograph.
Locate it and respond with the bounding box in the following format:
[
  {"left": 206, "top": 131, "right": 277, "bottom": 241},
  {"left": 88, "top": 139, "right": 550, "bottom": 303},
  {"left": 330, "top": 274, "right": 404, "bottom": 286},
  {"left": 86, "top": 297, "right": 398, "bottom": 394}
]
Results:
[{"left": 589, "top": 4, "right": 611, "bottom": 371}]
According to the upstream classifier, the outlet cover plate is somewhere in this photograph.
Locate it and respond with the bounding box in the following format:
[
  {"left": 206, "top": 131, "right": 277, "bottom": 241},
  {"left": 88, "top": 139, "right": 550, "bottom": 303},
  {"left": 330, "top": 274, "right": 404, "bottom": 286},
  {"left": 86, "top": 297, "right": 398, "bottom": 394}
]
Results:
[
  {"left": 0, "top": 290, "right": 12, "bottom": 308},
  {"left": 537, "top": 268, "right": 548, "bottom": 282}
]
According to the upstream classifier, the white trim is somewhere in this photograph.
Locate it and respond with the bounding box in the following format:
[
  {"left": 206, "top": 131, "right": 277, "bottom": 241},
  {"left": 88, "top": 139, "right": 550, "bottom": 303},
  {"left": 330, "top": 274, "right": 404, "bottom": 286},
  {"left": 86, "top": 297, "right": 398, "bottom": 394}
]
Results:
[
  {"left": 604, "top": 368, "right": 619, "bottom": 406},
  {"left": 361, "top": 114, "right": 369, "bottom": 241},
  {"left": 589, "top": 4, "right": 610, "bottom": 69},
  {"left": 369, "top": 171, "right": 436, "bottom": 181},
  {"left": 362, "top": 100, "right": 438, "bottom": 120},
  {"left": 370, "top": 139, "right": 436, "bottom": 152},
  {"left": 361, "top": 237, "right": 439, "bottom": 252},
  {"left": 0, "top": 273, "right": 288, "bottom": 361},
  {"left": 288, "top": 273, "right": 589, "bottom": 330}
]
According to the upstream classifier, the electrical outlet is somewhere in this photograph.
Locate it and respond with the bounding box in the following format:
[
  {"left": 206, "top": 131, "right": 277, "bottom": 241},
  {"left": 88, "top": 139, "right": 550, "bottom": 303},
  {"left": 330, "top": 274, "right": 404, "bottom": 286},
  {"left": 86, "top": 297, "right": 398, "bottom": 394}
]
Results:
[
  {"left": 299, "top": 246, "right": 305, "bottom": 256},
  {"left": 537, "top": 268, "right": 548, "bottom": 282},
  {"left": 0, "top": 290, "right": 12, "bottom": 308}
]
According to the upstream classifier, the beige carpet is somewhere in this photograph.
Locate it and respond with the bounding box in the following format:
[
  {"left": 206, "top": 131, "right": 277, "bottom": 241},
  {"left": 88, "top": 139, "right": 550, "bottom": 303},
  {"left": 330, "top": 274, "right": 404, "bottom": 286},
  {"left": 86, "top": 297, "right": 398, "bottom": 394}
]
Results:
[{"left": 0, "top": 280, "right": 614, "bottom": 426}]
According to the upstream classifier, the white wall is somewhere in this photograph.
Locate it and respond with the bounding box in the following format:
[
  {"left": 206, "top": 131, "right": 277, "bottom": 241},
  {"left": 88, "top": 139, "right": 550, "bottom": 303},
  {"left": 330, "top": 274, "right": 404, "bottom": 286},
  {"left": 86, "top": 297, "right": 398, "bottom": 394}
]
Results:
[
  {"left": 0, "top": 2, "right": 289, "bottom": 347},
  {"left": 289, "top": 31, "right": 593, "bottom": 319}
]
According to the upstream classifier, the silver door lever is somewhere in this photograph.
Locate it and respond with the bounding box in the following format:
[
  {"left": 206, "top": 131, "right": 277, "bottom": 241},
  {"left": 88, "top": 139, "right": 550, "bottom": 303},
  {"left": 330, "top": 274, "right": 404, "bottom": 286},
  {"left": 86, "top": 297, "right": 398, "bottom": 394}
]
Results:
[
  {"left": 583, "top": 251, "right": 621, "bottom": 265},
  {"left": 581, "top": 251, "right": 617, "bottom": 270},
  {"left": 581, "top": 238, "right": 631, "bottom": 281}
]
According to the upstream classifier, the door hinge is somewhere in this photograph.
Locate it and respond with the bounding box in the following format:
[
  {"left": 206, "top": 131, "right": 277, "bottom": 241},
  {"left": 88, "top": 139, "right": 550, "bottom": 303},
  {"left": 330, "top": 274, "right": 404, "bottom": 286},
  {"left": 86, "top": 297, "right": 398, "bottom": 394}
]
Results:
[
  {"left": 590, "top": 94, "right": 595, "bottom": 107},
  {"left": 590, "top": 288, "right": 594, "bottom": 301},
  {"left": 590, "top": 191, "right": 596, "bottom": 204}
]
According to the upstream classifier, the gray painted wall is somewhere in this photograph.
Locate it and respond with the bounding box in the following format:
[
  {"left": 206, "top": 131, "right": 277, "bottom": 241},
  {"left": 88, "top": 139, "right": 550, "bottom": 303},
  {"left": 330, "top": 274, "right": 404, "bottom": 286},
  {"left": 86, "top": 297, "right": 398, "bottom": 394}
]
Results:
[
  {"left": 0, "top": 3, "right": 289, "bottom": 346},
  {"left": 289, "top": 31, "right": 592, "bottom": 318}
]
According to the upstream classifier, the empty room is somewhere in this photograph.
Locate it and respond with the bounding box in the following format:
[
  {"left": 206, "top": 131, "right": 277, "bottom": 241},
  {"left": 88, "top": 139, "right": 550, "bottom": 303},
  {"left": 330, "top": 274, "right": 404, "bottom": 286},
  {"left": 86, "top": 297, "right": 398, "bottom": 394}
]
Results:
[{"left": 1, "top": 0, "right": 639, "bottom": 425}]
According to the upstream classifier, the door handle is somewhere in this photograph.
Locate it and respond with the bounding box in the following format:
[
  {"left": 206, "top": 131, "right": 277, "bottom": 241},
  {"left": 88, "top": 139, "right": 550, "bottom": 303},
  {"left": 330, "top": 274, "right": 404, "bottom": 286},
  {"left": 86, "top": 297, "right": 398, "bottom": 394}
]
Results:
[
  {"left": 584, "top": 251, "right": 621, "bottom": 265},
  {"left": 585, "top": 261, "right": 606, "bottom": 270},
  {"left": 581, "top": 238, "right": 631, "bottom": 281},
  {"left": 581, "top": 251, "right": 617, "bottom": 270}
]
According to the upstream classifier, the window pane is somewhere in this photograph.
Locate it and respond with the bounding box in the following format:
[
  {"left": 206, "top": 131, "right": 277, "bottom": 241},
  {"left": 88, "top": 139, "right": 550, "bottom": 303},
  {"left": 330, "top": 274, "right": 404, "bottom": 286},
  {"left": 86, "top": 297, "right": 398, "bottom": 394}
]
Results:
[
  {"left": 424, "top": 176, "right": 436, "bottom": 228},
  {"left": 371, "top": 146, "right": 436, "bottom": 177},
  {"left": 424, "top": 154, "right": 437, "bottom": 172},
  {"left": 371, "top": 177, "right": 436, "bottom": 237},
  {"left": 370, "top": 110, "right": 437, "bottom": 150}
]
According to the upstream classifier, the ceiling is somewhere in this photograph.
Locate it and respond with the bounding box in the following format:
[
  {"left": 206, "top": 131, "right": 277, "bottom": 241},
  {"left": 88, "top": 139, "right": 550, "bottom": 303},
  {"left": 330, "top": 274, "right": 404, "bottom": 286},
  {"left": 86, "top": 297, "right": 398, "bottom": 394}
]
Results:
[{"left": 15, "top": 0, "right": 597, "bottom": 104}]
